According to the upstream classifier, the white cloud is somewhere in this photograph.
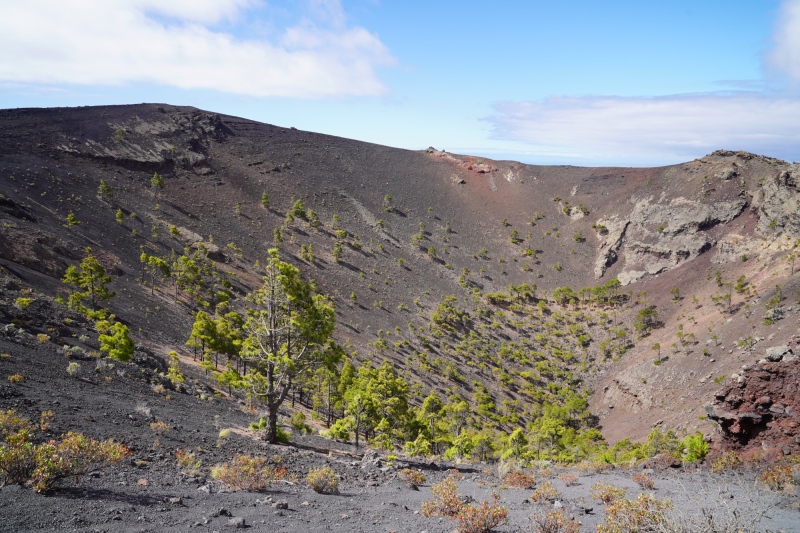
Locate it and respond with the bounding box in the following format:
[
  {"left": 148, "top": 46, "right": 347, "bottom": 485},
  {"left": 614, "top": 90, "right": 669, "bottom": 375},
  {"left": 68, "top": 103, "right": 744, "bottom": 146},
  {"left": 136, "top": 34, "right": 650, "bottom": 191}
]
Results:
[
  {"left": 487, "top": 93, "right": 800, "bottom": 165},
  {"left": 0, "top": 0, "right": 393, "bottom": 98},
  {"left": 768, "top": 0, "right": 800, "bottom": 83}
]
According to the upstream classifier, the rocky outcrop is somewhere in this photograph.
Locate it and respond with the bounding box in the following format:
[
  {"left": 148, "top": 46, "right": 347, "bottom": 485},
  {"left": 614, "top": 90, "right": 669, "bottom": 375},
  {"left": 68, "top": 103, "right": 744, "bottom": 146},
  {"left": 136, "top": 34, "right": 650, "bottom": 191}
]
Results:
[
  {"left": 594, "top": 217, "right": 628, "bottom": 279},
  {"left": 753, "top": 163, "right": 800, "bottom": 238},
  {"left": 595, "top": 196, "right": 746, "bottom": 282},
  {"left": 706, "top": 341, "right": 800, "bottom": 455},
  {"left": 56, "top": 110, "right": 229, "bottom": 168}
]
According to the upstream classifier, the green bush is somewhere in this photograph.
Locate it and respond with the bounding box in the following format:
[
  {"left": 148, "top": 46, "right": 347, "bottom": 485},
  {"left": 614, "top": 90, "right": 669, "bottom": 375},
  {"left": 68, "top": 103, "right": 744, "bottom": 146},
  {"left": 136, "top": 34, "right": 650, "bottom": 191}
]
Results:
[
  {"left": 306, "top": 466, "right": 339, "bottom": 494},
  {"left": 13, "top": 297, "right": 32, "bottom": 309},
  {"left": 680, "top": 432, "right": 708, "bottom": 462}
]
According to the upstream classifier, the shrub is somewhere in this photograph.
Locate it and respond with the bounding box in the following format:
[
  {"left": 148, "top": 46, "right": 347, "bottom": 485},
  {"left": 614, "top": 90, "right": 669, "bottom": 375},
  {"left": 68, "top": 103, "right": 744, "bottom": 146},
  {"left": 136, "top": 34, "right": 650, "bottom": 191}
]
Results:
[
  {"left": 454, "top": 494, "right": 508, "bottom": 533},
  {"left": 502, "top": 469, "right": 536, "bottom": 489},
  {"left": 0, "top": 411, "right": 129, "bottom": 492},
  {"left": 557, "top": 472, "right": 578, "bottom": 487},
  {"left": 591, "top": 482, "right": 626, "bottom": 504},
  {"left": 529, "top": 509, "right": 581, "bottom": 533},
  {"left": 680, "top": 431, "right": 709, "bottom": 462},
  {"left": 290, "top": 411, "right": 312, "bottom": 434},
  {"left": 7, "top": 374, "right": 24, "bottom": 384},
  {"left": 30, "top": 432, "right": 130, "bottom": 492},
  {"left": 210, "top": 455, "right": 288, "bottom": 491},
  {"left": 759, "top": 464, "right": 795, "bottom": 491},
  {"left": 66, "top": 362, "right": 80, "bottom": 376},
  {"left": 530, "top": 481, "right": 562, "bottom": 503},
  {"left": 175, "top": 449, "right": 202, "bottom": 474},
  {"left": 711, "top": 450, "right": 742, "bottom": 473},
  {"left": 306, "top": 466, "right": 339, "bottom": 494},
  {"left": 400, "top": 468, "right": 426, "bottom": 485},
  {"left": 13, "top": 297, "right": 32, "bottom": 309},
  {"left": 421, "top": 475, "right": 464, "bottom": 517},
  {"left": 149, "top": 421, "right": 169, "bottom": 435},
  {"left": 574, "top": 460, "right": 609, "bottom": 474},
  {"left": 595, "top": 493, "right": 672, "bottom": 533},
  {"left": 249, "top": 416, "right": 267, "bottom": 432},
  {"left": 36, "top": 333, "right": 50, "bottom": 344},
  {"left": 213, "top": 428, "right": 231, "bottom": 447},
  {"left": 632, "top": 471, "right": 655, "bottom": 490}
]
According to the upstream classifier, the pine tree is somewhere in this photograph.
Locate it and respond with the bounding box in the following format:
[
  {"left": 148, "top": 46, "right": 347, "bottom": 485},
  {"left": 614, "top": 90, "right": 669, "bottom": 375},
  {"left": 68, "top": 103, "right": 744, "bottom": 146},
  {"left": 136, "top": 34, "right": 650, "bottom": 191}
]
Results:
[
  {"left": 97, "top": 179, "right": 113, "bottom": 200},
  {"left": 167, "top": 351, "right": 184, "bottom": 384},
  {"left": 150, "top": 172, "right": 164, "bottom": 193},
  {"left": 96, "top": 320, "right": 134, "bottom": 362},
  {"left": 240, "top": 249, "right": 337, "bottom": 443},
  {"left": 332, "top": 241, "right": 343, "bottom": 262},
  {"left": 186, "top": 311, "right": 215, "bottom": 360},
  {"left": 61, "top": 248, "right": 115, "bottom": 316}
]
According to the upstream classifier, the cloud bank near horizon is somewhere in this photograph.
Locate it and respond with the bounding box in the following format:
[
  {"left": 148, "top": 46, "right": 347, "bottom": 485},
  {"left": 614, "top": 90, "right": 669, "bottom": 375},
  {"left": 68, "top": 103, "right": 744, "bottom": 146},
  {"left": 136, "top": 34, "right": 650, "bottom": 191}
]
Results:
[
  {"left": 487, "top": 93, "right": 800, "bottom": 165},
  {"left": 487, "top": 0, "right": 800, "bottom": 165},
  {"left": 0, "top": 0, "right": 393, "bottom": 98}
]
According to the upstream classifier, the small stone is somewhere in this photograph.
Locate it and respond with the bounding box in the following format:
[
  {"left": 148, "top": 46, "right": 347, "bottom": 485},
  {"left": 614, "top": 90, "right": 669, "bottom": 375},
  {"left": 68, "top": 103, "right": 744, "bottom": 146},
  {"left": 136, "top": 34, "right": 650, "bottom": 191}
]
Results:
[
  {"left": 168, "top": 497, "right": 182, "bottom": 505},
  {"left": 272, "top": 500, "right": 289, "bottom": 510},
  {"left": 213, "top": 508, "right": 232, "bottom": 517},
  {"left": 228, "top": 517, "right": 246, "bottom": 528}
]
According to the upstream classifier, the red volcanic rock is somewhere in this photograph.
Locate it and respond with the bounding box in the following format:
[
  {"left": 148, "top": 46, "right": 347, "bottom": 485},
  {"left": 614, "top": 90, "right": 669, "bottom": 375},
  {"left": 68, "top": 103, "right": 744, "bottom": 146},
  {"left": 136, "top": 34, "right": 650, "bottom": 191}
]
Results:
[{"left": 706, "top": 341, "right": 800, "bottom": 456}]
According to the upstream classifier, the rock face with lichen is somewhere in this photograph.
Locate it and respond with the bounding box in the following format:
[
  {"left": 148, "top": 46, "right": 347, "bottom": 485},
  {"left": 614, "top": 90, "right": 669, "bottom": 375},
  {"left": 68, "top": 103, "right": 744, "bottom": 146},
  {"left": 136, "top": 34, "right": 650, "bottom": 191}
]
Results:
[
  {"left": 706, "top": 340, "right": 800, "bottom": 456},
  {"left": 753, "top": 163, "right": 800, "bottom": 237},
  {"left": 595, "top": 196, "right": 747, "bottom": 283}
]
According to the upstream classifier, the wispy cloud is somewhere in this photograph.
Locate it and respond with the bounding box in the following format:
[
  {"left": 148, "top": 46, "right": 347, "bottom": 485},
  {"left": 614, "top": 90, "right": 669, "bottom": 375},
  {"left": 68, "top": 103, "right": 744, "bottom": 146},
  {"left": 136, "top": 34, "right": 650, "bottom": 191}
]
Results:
[
  {"left": 0, "top": 0, "right": 394, "bottom": 98},
  {"left": 488, "top": 93, "right": 800, "bottom": 166}
]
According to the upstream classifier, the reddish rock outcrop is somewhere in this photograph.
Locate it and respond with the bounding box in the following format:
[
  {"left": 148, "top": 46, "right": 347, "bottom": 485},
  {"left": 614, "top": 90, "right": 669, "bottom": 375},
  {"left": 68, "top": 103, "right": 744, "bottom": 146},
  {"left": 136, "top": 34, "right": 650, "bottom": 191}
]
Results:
[{"left": 706, "top": 340, "right": 800, "bottom": 456}]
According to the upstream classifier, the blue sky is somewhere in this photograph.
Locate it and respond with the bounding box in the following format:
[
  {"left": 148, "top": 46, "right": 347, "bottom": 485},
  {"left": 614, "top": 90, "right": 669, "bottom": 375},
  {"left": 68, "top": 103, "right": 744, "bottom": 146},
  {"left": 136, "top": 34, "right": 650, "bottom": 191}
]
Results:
[{"left": 1, "top": 0, "right": 798, "bottom": 166}]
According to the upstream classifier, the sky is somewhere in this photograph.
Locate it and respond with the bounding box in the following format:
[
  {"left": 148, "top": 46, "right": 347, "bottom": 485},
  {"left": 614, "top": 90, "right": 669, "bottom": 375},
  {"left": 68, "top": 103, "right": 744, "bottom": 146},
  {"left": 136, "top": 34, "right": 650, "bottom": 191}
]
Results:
[{"left": 1, "top": 0, "right": 799, "bottom": 167}]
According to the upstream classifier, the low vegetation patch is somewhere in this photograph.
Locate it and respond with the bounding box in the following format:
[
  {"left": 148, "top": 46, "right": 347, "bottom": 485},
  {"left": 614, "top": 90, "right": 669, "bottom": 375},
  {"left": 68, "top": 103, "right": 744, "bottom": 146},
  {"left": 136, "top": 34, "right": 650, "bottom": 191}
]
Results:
[
  {"left": 0, "top": 409, "right": 129, "bottom": 492},
  {"left": 631, "top": 471, "right": 655, "bottom": 490},
  {"left": 400, "top": 467, "right": 426, "bottom": 485},
  {"left": 175, "top": 449, "right": 202, "bottom": 474},
  {"left": 557, "top": 472, "right": 578, "bottom": 486},
  {"left": 591, "top": 481, "right": 626, "bottom": 504},
  {"left": 530, "top": 480, "right": 562, "bottom": 503},
  {"left": 529, "top": 509, "right": 581, "bottom": 533},
  {"left": 596, "top": 493, "right": 672, "bottom": 533},
  {"left": 454, "top": 494, "right": 509, "bottom": 533},
  {"left": 759, "top": 464, "right": 795, "bottom": 491},
  {"left": 421, "top": 475, "right": 463, "bottom": 517},
  {"left": 210, "top": 454, "right": 288, "bottom": 491},
  {"left": 502, "top": 469, "right": 536, "bottom": 489},
  {"left": 306, "top": 466, "right": 339, "bottom": 494}
]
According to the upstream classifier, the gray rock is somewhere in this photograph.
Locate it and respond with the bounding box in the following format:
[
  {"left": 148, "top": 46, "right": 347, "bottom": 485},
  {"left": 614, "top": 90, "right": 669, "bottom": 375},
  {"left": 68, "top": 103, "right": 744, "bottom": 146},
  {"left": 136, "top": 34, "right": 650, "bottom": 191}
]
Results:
[
  {"left": 766, "top": 345, "right": 792, "bottom": 362},
  {"left": 228, "top": 517, "right": 246, "bottom": 528},
  {"left": 755, "top": 164, "right": 800, "bottom": 237},
  {"left": 361, "top": 449, "right": 383, "bottom": 469},
  {"left": 272, "top": 499, "right": 289, "bottom": 510}
]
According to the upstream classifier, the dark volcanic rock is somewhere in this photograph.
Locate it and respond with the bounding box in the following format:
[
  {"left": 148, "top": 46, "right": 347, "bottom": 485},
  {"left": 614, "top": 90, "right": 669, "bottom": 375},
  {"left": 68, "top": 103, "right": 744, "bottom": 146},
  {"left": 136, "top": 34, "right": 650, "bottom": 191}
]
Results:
[{"left": 708, "top": 339, "right": 800, "bottom": 455}]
